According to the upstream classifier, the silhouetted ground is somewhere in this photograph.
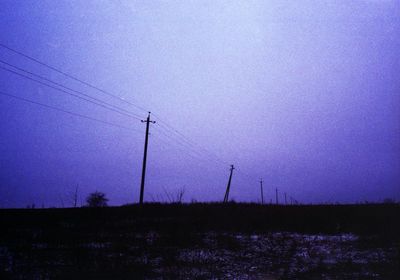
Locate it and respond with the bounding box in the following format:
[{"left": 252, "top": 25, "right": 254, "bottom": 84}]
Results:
[{"left": 0, "top": 203, "right": 399, "bottom": 279}]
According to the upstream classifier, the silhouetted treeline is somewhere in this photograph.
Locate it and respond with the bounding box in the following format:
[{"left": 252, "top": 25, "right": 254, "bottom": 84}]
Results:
[{"left": 1, "top": 203, "right": 399, "bottom": 237}]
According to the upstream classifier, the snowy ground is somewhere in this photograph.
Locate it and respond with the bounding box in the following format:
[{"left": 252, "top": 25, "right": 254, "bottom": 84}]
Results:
[{"left": 1, "top": 231, "right": 398, "bottom": 279}]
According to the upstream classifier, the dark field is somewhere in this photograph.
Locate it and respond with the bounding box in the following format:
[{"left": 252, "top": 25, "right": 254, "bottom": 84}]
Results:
[{"left": 1, "top": 203, "right": 399, "bottom": 279}]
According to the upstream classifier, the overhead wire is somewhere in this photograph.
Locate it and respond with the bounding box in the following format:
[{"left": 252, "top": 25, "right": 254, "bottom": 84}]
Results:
[
  {"left": 0, "top": 44, "right": 280, "bottom": 203},
  {"left": 0, "top": 43, "right": 149, "bottom": 113},
  {"left": 153, "top": 127, "right": 205, "bottom": 160},
  {"left": 1, "top": 43, "right": 261, "bottom": 185},
  {"left": 0, "top": 59, "right": 144, "bottom": 119},
  {"left": 153, "top": 123, "right": 214, "bottom": 160},
  {"left": 150, "top": 131, "right": 230, "bottom": 201},
  {"left": 0, "top": 64, "right": 226, "bottom": 172},
  {"left": 152, "top": 116, "right": 260, "bottom": 188},
  {"left": 153, "top": 115, "right": 231, "bottom": 165},
  {"left": 0, "top": 65, "right": 142, "bottom": 121},
  {"left": 0, "top": 43, "right": 234, "bottom": 167},
  {"left": 0, "top": 90, "right": 136, "bottom": 131},
  {"left": 151, "top": 132, "right": 221, "bottom": 168},
  {"left": 154, "top": 115, "right": 260, "bottom": 182},
  {"left": 153, "top": 121, "right": 260, "bottom": 200}
]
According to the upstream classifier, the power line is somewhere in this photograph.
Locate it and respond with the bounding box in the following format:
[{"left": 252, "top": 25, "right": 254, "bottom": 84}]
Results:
[
  {"left": 0, "top": 43, "right": 256, "bottom": 181},
  {"left": 153, "top": 115, "right": 231, "bottom": 166},
  {"left": 156, "top": 126, "right": 255, "bottom": 201},
  {"left": 152, "top": 129, "right": 220, "bottom": 166},
  {"left": 156, "top": 120, "right": 207, "bottom": 154},
  {"left": 0, "top": 43, "right": 233, "bottom": 167},
  {"left": 154, "top": 123, "right": 210, "bottom": 160},
  {"left": 0, "top": 44, "right": 242, "bottom": 166},
  {"left": 0, "top": 90, "right": 135, "bottom": 131},
  {"left": 0, "top": 65, "right": 142, "bottom": 121},
  {"left": 236, "top": 169, "right": 258, "bottom": 183},
  {"left": 2, "top": 89, "right": 271, "bottom": 203},
  {"left": 153, "top": 130, "right": 259, "bottom": 200},
  {"left": 155, "top": 115, "right": 259, "bottom": 183},
  {"left": 0, "top": 59, "right": 144, "bottom": 119},
  {"left": 0, "top": 43, "right": 148, "bottom": 113},
  {"left": 0, "top": 44, "right": 278, "bottom": 203}
]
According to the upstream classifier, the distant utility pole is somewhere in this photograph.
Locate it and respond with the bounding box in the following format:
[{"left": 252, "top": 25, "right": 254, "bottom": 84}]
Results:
[
  {"left": 275, "top": 188, "right": 279, "bottom": 205},
  {"left": 290, "top": 196, "right": 293, "bottom": 205},
  {"left": 223, "top": 165, "right": 235, "bottom": 203},
  {"left": 284, "top": 192, "right": 287, "bottom": 205},
  {"left": 139, "top": 112, "right": 155, "bottom": 205},
  {"left": 260, "top": 179, "right": 264, "bottom": 205},
  {"left": 73, "top": 185, "right": 79, "bottom": 208}
]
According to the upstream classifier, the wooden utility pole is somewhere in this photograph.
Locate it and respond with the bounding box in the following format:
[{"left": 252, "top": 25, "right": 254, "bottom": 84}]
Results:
[
  {"left": 275, "top": 188, "right": 278, "bottom": 205},
  {"left": 73, "top": 185, "right": 78, "bottom": 208},
  {"left": 139, "top": 112, "right": 155, "bottom": 204},
  {"left": 260, "top": 179, "right": 264, "bottom": 204},
  {"left": 223, "top": 165, "right": 235, "bottom": 203},
  {"left": 284, "top": 192, "right": 287, "bottom": 205}
]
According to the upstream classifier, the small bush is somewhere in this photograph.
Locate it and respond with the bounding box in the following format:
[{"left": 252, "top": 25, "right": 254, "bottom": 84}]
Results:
[{"left": 86, "top": 191, "right": 108, "bottom": 207}]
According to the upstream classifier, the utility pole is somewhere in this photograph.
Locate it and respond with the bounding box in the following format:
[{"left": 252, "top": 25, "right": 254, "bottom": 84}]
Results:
[
  {"left": 73, "top": 185, "right": 79, "bottom": 208},
  {"left": 275, "top": 188, "right": 278, "bottom": 205},
  {"left": 284, "top": 192, "right": 287, "bottom": 205},
  {"left": 139, "top": 112, "right": 155, "bottom": 205},
  {"left": 260, "top": 179, "right": 264, "bottom": 205},
  {"left": 223, "top": 165, "right": 235, "bottom": 203}
]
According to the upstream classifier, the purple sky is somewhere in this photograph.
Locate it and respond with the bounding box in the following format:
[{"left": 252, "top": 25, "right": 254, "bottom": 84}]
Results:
[{"left": 0, "top": 1, "right": 399, "bottom": 207}]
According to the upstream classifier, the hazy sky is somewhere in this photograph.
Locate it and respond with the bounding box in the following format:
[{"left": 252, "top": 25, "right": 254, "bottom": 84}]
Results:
[{"left": 0, "top": 0, "right": 399, "bottom": 207}]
